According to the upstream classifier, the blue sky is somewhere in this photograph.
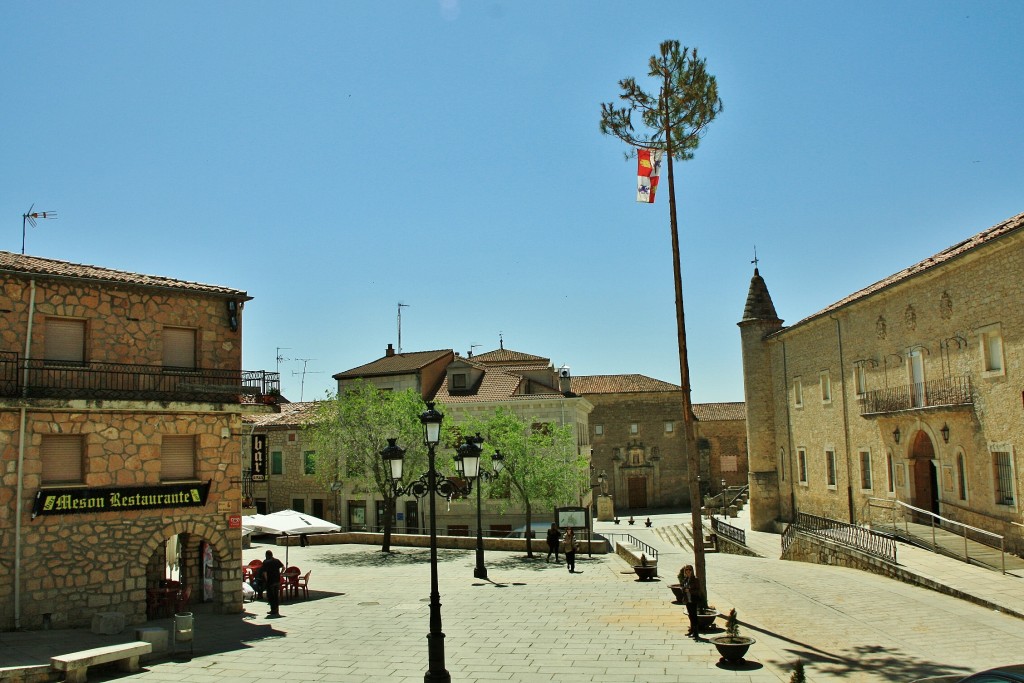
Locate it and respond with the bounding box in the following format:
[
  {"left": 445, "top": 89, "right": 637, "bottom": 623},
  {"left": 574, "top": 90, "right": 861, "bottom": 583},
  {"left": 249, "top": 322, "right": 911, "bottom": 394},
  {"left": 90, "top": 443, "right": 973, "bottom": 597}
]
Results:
[{"left": 3, "top": 2, "right": 1022, "bottom": 403}]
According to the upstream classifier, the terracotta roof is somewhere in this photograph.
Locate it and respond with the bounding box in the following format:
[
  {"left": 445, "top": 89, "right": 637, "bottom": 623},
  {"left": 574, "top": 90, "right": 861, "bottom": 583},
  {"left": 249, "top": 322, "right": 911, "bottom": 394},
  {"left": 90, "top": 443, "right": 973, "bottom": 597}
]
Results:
[
  {"left": 470, "top": 348, "right": 551, "bottom": 366},
  {"left": 779, "top": 211, "right": 1024, "bottom": 333},
  {"left": 571, "top": 374, "right": 681, "bottom": 394},
  {"left": 333, "top": 350, "right": 453, "bottom": 379},
  {"left": 692, "top": 402, "right": 746, "bottom": 422},
  {"left": 243, "top": 401, "right": 323, "bottom": 428},
  {"left": 434, "top": 368, "right": 524, "bottom": 403},
  {"left": 0, "top": 251, "right": 249, "bottom": 298}
]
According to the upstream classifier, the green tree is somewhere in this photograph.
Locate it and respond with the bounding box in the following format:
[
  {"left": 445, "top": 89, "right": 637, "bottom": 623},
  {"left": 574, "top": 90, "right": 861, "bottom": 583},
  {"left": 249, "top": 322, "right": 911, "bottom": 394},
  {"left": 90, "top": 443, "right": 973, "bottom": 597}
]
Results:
[
  {"left": 456, "top": 408, "right": 588, "bottom": 558},
  {"left": 600, "top": 40, "right": 723, "bottom": 593},
  {"left": 304, "top": 380, "right": 428, "bottom": 553}
]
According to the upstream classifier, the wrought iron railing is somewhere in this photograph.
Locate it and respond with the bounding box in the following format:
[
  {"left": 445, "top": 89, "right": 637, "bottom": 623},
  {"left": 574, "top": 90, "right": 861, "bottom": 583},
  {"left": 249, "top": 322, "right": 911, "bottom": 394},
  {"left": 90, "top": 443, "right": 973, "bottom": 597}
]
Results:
[
  {"left": 711, "top": 516, "right": 746, "bottom": 546},
  {"left": 861, "top": 374, "right": 973, "bottom": 415},
  {"left": 793, "top": 511, "right": 897, "bottom": 563},
  {"left": 0, "top": 352, "right": 279, "bottom": 403},
  {"left": 604, "top": 533, "right": 659, "bottom": 563}
]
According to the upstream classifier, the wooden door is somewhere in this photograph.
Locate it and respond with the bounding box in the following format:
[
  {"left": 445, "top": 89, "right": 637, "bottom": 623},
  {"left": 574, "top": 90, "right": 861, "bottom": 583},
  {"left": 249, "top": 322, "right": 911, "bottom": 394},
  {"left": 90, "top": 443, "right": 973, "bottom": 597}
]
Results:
[{"left": 627, "top": 476, "right": 648, "bottom": 509}]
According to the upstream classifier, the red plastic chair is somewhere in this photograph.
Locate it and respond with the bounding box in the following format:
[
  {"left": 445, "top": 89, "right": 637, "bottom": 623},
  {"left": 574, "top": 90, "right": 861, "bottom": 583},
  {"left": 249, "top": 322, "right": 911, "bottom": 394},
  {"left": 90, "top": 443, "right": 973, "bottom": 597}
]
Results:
[{"left": 295, "top": 570, "right": 311, "bottom": 599}]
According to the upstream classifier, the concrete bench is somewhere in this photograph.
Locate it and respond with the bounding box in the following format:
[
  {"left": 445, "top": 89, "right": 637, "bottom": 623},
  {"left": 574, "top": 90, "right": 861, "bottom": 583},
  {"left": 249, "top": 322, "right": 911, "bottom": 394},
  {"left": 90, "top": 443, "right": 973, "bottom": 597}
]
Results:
[{"left": 51, "top": 641, "right": 151, "bottom": 683}]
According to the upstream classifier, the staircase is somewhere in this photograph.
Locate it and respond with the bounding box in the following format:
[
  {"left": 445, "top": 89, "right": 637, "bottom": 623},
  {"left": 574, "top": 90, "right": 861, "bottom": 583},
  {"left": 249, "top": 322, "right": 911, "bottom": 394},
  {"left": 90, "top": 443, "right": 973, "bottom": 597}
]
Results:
[{"left": 654, "top": 521, "right": 718, "bottom": 553}]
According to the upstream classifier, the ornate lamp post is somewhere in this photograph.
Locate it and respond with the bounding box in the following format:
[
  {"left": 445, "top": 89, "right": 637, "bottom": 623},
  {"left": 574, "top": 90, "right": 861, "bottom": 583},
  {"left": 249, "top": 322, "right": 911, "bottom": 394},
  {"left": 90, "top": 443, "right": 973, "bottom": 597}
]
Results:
[
  {"left": 456, "top": 434, "right": 503, "bottom": 580},
  {"left": 379, "top": 402, "right": 454, "bottom": 683}
]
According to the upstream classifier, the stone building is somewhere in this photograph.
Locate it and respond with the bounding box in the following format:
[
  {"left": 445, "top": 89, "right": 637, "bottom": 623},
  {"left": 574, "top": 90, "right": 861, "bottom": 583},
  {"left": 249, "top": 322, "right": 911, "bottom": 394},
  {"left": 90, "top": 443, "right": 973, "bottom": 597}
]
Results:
[
  {"left": 572, "top": 374, "right": 747, "bottom": 511},
  {"left": 0, "top": 251, "right": 277, "bottom": 630},
  {"left": 739, "top": 210, "right": 1024, "bottom": 554}
]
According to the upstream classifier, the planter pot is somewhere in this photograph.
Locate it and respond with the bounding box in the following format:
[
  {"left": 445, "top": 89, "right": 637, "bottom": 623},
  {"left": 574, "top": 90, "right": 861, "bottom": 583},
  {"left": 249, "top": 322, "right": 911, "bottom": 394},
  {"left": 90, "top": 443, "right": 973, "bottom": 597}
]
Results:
[
  {"left": 697, "top": 609, "right": 720, "bottom": 632},
  {"left": 634, "top": 566, "right": 658, "bottom": 581},
  {"left": 709, "top": 636, "right": 755, "bottom": 663},
  {"left": 668, "top": 584, "right": 685, "bottom": 602}
]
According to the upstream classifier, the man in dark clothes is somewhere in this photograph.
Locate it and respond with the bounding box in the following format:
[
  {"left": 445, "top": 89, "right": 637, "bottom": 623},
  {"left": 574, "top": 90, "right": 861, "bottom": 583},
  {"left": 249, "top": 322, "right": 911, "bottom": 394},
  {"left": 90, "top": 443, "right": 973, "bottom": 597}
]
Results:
[
  {"left": 545, "top": 523, "right": 560, "bottom": 563},
  {"left": 258, "top": 550, "right": 285, "bottom": 616}
]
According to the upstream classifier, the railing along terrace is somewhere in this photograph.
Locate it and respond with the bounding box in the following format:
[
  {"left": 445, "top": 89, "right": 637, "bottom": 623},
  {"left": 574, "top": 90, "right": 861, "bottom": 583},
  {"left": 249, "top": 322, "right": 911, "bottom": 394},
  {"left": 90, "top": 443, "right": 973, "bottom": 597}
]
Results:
[
  {"left": 0, "top": 354, "right": 279, "bottom": 403},
  {"left": 795, "top": 511, "right": 897, "bottom": 563},
  {"left": 604, "top": 533, "right": 659, "bottom": 562},
  {"left": 861, "top": 374, "right": 973, "bottom": 415},
  {"left": 711, "top": 516, "right": 746, "bottom": 546}
]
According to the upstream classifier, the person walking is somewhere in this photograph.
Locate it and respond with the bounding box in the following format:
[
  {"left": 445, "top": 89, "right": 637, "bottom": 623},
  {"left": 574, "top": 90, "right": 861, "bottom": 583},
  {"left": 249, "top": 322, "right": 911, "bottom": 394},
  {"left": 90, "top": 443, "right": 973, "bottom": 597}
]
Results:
[
  {"left": 679, "top": 564, "right": 702, "bottom": 640},
  {"left": 563, "top": 528, "right": 578, "bottom": 573},
  {"left": 258, "top": 550, "right": 285, "bottom": 617},
  {"left": 545, "top": 523, "right": 560, "bottom": 563}
]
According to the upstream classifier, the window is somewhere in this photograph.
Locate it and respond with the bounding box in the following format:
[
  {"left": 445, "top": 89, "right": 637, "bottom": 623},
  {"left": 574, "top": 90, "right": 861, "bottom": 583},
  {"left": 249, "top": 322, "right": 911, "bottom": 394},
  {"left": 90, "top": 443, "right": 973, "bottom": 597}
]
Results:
[
  {"left": 993, "top": 450, "right": 1015, "bottom": 506},
  {"left": 797, "top": 448, "right": 807, "bottom": 484},
  {"left": 271, "top": 451, "right": 283, "bottom": 475},
  {"left": 859, "top": 450, "right": 872, "bottom": 490},
  {"left": 161, "top": 435, "right": 195, "bottom": 480},
  {"left": 664, "top": 421, "right": 674, "bottom": 433},
  {"left": 44, "top": 318, "right": 86, "bottom": 365},
  {"left": 630, "top": 423, "right": 639, "bottom": 434},
  {"left": 451, "top": 373, "right": 467, "bottom": 389},
  {"left": 292, "top": 498, "right": 306, "bottom": 513},
  {"left": 980, "top": 326, "right": 1004, "bottom": 375},
  {"left": 594, "top": 424, "right": 604, "bottom": 436},
  {"left": 820, "top": 371, "right": 832, "bottom": 404},
  {"left": 825, "top": 449, "right": 837, "bottom": 488},
  {"left": 886, "top": 451, "right": 895, "bottom": 493},
  {"left": 41, "top": 435, "right": 83, "bottom": 484},
  {"left": 794, "top": 378, "right": 803, "bottom": 408},
  {"left": 956, "top": 452, "right": 968, "bottom": 501},
  {"left": 303, "top": 451, "right": 316, "bottom": 476},
  {"left": 162, "top": 327, "right": 196, "bottom": 370},
  {"left": 854, "top": 363, "right": 867, "bottom": 397}
]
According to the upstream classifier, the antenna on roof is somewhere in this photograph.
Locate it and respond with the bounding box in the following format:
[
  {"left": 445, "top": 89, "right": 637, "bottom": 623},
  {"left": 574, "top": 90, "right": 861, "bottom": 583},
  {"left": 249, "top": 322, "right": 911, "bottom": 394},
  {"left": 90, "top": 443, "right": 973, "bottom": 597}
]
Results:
[
  {"left": 499, "top": 332, "right": 504, "bottom": 350},
  {"left": 21, "top": 204, "right": 58, "bottom": 255},
  {"left": 397, "top": 302, "right": 410, "bottom": 353},
  {"left": 276, "top": 347, "right": 291, "bottom": 375},
  {"left": 292, "top": 358, "right": 323, "bottom": 402},
  {"left": 468, "top": 344, "right": 480, "bottom": 357}
]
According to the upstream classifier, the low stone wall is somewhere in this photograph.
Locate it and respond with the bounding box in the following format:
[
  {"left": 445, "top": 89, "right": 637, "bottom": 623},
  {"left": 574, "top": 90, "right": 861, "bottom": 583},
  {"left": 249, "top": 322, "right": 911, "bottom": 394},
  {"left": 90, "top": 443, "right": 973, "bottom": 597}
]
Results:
[
  {"left": 712, "top": 532, "right": 761, "bottom": 558},
  {"left": 277, "top": 532, "right": 609, "bottom": 555},
  {"left": 782, "top": 530, "right": 1024, "bottom": 621}
]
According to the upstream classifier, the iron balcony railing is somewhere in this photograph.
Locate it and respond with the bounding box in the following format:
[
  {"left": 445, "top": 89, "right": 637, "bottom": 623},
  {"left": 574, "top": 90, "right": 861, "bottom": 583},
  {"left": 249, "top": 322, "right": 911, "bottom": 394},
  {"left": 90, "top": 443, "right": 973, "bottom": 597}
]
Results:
[
  {"left": 0, "top": 351, "right": 279, "bottom": 403},
  {"left": 860, "top": 374, "right": 973, "bottom": 415},
  {"left": 711, "top": 516, "right": 746, "bottom": 546}
]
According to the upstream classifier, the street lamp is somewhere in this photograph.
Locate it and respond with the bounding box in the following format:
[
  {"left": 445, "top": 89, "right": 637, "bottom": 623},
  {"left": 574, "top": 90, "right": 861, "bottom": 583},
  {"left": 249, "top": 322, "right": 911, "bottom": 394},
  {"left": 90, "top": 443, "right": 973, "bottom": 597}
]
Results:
[
  {"left": 379, "top": 402, "right": 453, "bottom": 683},
  {"left": 457, "top": 434, "right": 504, "bottom": 580}
]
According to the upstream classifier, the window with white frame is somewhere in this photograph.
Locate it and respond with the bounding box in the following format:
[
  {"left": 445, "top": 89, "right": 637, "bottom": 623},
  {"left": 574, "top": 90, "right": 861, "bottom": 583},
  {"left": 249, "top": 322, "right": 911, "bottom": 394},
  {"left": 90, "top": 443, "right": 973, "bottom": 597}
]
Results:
[
  {"left": 664, "top": 421, "right": 674, "bottom": 433},
  {"left": 859, "top": 450, "right": 872, "bottom": 490},
  {"left": 797, "top": 448, "right": 807, "bottom": 484},
  {"left": 854, "top": 363, "right": 867, "bottom": 397},
  {"left": 594, "top": 424, "right": 603, "bottom": 436},
  {"left": 825, "top": 449, "right": 837, "bottom": 488},
  {"left": 629, "top": 423, "right": 638, "bottom": 434},
  {"left": 992, "top": 449, "right": 1015, "bottom": 506},
  {"left": 886, "top": 451, "right": 895, "bottom": 494},
  {"left": 979, "top": 325, "right": 1004, "bottom": 375},
  {"left": 794, "top": 377, "right": 803, "bottom": 408},
  {"left": 820, "top": 371, "right": 832, "bottom": 404}
]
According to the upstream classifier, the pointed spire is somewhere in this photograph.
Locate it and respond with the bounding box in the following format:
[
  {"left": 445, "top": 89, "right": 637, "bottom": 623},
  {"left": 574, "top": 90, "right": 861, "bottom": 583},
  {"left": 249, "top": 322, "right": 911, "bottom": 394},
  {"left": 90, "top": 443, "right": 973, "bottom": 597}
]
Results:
[{"left": 742, "top": 266, "right": 781, "bottom": 323}]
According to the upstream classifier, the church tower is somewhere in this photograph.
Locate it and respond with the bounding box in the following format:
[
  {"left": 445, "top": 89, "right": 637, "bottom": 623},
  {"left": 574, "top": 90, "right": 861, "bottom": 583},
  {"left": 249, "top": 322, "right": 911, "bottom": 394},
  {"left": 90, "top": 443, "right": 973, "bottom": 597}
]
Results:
[{"left": 737, "top": 267, "right": 784, "bottom": 531}]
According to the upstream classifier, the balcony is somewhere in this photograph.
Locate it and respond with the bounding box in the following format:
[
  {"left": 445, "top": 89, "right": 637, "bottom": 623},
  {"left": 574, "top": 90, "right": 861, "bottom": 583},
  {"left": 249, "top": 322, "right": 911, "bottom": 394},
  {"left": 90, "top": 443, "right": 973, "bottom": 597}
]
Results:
[
  {"left": 860, "top": 374, "right": 973, "bottom": 416},
  {"left": 0, "top": 351, "right": 279, "bottom": 404}
]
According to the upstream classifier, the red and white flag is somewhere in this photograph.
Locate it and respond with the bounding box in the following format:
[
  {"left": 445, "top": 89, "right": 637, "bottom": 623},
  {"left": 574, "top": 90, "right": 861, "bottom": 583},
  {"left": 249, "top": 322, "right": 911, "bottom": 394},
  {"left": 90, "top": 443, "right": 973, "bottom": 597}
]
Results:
[{"left": 636, "top": 148, "right": 663, "bottom": 203}]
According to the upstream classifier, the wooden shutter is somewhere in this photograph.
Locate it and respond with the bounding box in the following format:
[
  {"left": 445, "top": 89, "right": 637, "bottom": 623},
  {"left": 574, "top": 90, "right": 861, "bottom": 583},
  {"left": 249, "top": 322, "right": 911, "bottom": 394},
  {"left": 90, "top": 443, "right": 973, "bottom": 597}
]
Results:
[
  {"left": 162, "top": 327, "right": 196, "bottom": 369},
  {"left": 44, "top": 318, "right": 85, "bottom": 364},
  {"left": 41, "top": 435, "right": 83, "bottom": 484},
  {"left": 162, "top": 435, "right": 195, "bottom": 480}
]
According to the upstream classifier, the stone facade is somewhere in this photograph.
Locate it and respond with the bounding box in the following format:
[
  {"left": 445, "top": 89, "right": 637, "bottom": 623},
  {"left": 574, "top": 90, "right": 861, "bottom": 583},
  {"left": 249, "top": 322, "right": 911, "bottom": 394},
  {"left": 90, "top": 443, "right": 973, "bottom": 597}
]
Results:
[
  {"left": 0, "top": 251, "right": 265, "bottom": 630},
  {"left": 740, "top": 211, "right": 1024, "bottom": 552}
]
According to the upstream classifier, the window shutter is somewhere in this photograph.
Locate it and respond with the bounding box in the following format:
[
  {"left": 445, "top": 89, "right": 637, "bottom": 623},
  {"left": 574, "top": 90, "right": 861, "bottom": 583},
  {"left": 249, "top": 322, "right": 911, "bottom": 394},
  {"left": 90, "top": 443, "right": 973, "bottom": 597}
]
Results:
[
  {"left": 42, "top": 435, "right": 83, "bottom": 484},
  {"left": 162, "top": 435, "right": 195, "bottom": 480},
  {"left": 45, "top": 318, "right": 85, "bottom": 363},
  {"left": 162, "top": 328, "right": 196, "bottom": 369}
]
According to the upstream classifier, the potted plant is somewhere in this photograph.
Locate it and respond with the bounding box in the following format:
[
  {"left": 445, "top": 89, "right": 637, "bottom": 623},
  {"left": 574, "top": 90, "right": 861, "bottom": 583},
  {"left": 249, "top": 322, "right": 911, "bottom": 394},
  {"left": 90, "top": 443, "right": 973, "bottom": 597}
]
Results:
[
  {"left": 710, "top": 608, "right": 755, "bottom": 663},
  {"left": 633, "top": 553, "right": 658, "bottom": 581}
]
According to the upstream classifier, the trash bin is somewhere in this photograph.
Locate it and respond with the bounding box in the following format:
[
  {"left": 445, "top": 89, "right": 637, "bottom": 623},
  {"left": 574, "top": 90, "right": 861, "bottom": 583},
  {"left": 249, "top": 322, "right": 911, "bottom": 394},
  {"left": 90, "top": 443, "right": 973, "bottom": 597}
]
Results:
[{"left": 173, "top": 612, "right": 194, "bottom": 656}]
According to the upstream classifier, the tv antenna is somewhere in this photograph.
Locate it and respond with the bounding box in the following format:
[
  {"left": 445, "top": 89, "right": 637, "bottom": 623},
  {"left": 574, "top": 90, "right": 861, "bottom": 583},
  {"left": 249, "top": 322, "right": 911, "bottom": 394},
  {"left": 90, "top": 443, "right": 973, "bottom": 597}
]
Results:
[
  {"left": 292, "top": 358, "right": 323, "bottom": 402},
  {"left": 469, "top": 344, "right": 480, "bottom": 357},
  {"left": 276, "top": 347, "right": 291, "bottom": 375},
  {"left": 22, "top": 204, "right": 58, "bottom": 255},
  {"left": 397, "top": 302, "right": 410, "bottom": 353}
]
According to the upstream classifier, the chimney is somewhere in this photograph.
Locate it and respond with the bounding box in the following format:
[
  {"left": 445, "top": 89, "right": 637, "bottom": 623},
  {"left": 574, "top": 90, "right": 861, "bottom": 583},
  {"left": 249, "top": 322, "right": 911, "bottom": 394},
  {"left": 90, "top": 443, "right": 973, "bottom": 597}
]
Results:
[{"left": 386, "top": 343, "right": 395, "bottom": 357}]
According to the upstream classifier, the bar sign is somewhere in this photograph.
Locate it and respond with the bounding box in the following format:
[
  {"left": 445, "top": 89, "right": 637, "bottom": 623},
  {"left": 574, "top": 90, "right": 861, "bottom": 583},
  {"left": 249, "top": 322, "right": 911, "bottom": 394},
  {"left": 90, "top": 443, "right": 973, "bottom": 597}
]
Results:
[{"left": 251, "top": 434, "right": 267, "bottom": 482}]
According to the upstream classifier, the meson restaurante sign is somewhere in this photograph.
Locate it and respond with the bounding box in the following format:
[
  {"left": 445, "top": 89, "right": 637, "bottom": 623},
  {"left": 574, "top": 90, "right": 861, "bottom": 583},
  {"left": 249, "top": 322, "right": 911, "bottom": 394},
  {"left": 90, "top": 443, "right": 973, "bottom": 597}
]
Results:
[{"left": 32, "top": 480, "right": 211, "bottom": 519}]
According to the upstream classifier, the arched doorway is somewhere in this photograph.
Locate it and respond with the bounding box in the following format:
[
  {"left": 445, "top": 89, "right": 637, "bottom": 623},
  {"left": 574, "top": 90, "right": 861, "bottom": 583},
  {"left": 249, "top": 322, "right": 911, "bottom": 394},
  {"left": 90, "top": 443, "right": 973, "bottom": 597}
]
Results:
[{"left": 909, "top": 430, "right": 939, "bottom": 518}]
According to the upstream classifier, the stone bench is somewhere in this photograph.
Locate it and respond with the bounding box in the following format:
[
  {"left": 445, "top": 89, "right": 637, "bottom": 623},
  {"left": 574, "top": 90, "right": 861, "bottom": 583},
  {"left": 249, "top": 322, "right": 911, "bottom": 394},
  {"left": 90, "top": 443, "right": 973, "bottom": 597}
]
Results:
[{"left": 51, "top": 641, "right": 151, "bottom": 683}]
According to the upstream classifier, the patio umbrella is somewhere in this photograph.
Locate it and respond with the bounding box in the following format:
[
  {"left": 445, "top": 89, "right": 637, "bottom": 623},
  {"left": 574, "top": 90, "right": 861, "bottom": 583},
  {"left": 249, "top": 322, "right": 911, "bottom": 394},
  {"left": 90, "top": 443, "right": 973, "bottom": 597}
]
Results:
[{"left": 243, "top": 509, "right": 340, "bottom": 565}]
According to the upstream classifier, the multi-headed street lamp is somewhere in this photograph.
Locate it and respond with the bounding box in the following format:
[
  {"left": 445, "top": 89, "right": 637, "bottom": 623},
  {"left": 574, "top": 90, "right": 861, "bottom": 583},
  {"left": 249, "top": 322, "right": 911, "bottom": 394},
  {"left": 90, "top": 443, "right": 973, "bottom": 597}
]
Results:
[
  {"left": 379, "top": 402, "right": 454, "bottom": 683},
  {"left": 455, "top": 433, "right": 504, "bottom": 580}
]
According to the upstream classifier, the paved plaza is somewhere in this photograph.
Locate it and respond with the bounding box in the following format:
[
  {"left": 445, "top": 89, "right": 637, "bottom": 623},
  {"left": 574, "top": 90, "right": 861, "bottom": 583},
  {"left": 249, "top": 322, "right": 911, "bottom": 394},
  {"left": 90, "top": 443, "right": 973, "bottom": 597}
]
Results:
[{"left": 2, "top": 511, "right": 1023, "bottom": 682}]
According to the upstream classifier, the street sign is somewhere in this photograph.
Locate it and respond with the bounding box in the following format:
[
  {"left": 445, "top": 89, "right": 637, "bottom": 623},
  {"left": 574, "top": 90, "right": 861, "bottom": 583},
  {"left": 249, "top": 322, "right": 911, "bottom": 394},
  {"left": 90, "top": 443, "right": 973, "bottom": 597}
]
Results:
[{"left": 251, "top": 434, "right": 267, "bottom": 482}]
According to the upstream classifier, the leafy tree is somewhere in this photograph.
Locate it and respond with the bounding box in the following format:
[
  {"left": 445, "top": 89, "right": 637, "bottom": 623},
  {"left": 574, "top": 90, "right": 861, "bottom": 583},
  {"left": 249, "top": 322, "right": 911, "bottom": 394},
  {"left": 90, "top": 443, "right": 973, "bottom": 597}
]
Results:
[
  {"left": 600, "top": 40, "right": 723, "bottom": 594},
  {"left": 455, "top": 408, "right": 588, "bottom": 558},
  {"left": 304, "top": 380, "right": 428, "bottom": 553}
]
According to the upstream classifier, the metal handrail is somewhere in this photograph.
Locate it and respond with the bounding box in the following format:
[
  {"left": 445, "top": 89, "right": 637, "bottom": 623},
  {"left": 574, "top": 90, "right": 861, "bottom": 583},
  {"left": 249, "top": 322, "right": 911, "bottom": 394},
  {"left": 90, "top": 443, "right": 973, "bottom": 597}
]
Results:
[
  {"left": 603, "top": 533, "right": 659, "bottom": 563},
  {"left": 710, "top": 517, "right": 746, "bottom": 546},
  {"left": 865, "top": 497, "right": 1005, "bottom": 573},
  {"left": 781, "top": 522, "right": 797, "bottom": 555},
  {"left": 795, "top": 512, "right": 897, "bottom": 563}
]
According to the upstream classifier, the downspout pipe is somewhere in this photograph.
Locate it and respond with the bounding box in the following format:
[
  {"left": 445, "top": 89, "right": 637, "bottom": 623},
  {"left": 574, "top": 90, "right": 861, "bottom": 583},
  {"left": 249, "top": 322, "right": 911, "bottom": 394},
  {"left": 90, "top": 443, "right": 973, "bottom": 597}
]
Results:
[
  {"left": 831, "top": 315, "right": 855, "bottom": 523},
  {"left": 781, "top": 339, "right": 796, "bottom": 518},
  {"left": 15, "top": 277, "right": 37, "bottom": 628}
]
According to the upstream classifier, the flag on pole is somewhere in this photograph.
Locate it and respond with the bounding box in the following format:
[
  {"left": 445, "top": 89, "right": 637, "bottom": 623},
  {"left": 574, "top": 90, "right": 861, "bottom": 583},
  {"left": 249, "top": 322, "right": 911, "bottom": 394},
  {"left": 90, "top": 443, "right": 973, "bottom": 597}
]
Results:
[{"left": 636, "top": 148, "right": 663, "bottom": 203}]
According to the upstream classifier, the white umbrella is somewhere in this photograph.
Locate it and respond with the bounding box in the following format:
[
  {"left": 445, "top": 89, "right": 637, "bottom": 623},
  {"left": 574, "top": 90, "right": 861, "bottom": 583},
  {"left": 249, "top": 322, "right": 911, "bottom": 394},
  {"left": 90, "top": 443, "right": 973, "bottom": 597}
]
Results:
[{"left": 243, "top": 509, "right": 340, "bottom": 566}]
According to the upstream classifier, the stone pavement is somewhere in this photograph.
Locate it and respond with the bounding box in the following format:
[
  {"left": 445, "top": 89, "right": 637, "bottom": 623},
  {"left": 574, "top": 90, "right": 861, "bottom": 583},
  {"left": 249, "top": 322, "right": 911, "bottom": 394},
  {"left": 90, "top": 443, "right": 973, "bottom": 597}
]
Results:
[{"left": 2, "top": 511, "right": 1023, "bottom": 682}]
